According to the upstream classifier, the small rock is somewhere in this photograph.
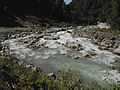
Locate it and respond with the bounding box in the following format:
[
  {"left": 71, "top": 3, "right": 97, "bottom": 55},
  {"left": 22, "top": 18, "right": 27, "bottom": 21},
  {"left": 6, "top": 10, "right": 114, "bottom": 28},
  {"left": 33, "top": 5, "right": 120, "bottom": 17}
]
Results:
[
  {"left": 73, "top": 55, "right": 80, "bottom": 59},
  {"left": 48, "top": 72, "right": 56, "bottom": 79},
  {"left": 79, "top": 47, "right": 84, "bottom": 51},
  {"left": 88, "top": 51, "right": 97, "bottom": 56},
  {"left": 26, "top": 64, "right": 33, "bottom": 68},
  {"left": 113, "top": 47, "right": 120, "bottom": 55},
  {"left": 48, "top": 72, "right": 54, "bottom": 76},
  {"left": 98, "top": 46, "right": 108, "bottom": 50},
  {"left": 53, "top": 36, "right": 59, "bottom": 40},
  {"left": 32, "top": 66, "right": 37, "bottom": 71},
  {"left": 97, "top": 22, "right": 111, "bottom": 29},
  {"left": 82, "top": 53, "right": 92, "bottom": 58},
  {"left": 23, "top": 41, "right": 28, "bottom": 44},
  {"left": 67, "top": 29, "right": 73, "bottom": 33},
  {"left": 43, "top": 36, "right": 51, "bottom": 40}
]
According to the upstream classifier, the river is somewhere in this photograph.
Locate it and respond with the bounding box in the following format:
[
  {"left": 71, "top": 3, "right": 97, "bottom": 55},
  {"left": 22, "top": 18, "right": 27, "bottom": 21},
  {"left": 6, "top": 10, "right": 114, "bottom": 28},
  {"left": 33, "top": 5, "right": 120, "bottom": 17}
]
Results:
[{"left": 1, "top": 27, "right": 120, "bottom": 87}]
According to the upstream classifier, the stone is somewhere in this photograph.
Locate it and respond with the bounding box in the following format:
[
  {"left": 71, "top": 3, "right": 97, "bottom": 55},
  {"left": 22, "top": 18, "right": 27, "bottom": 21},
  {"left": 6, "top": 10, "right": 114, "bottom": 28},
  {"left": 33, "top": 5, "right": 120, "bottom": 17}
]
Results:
[
  {"left": 43, "top": 36, "right": 53, "bottom": 40},
  {"left": 97, "top": 22, "right": 111, "bottom": 29},
  {"left": 66, "top": 41, "right": 83, "bottom": 51},
  {"left": 84, "top": 54, "right": 91, "bottom": 58},
  {"left": 73, "top": 55, "right": 80, "bottom": 59},
  {"left": 26, "top": 64, "right": 33, "bottom": 68},
  {"left": 82, "top": 53, "right": 92, "bottom": 58},
  {"left": 98, "top": 46, "right": 109, "bottom": 50},
  {"left": 79, "top": 47, "right": 84, "bottom": 51},
  {"left": 113, "top": 47, "right": 120, "bottom": 55},
  {"left": 100, "top": 40, "right": 107, "bottom": 46},
  {"left": 23, "top": 41, "right": 28, "bottom": 44},
  {"left": 48, "top": 72, "right": 54, "bottom": 76},
  {"left": 67, "top": 29, "right": 73, "bottom": 33},
  {"left": 88, "top": 51, "right": 97, "bottom": 56},
  {"left": 113, "top": 42, "right": 119, "bottom": 49},
  {"left": 48, "top": 72, "right": 56, "bottom": 79}
]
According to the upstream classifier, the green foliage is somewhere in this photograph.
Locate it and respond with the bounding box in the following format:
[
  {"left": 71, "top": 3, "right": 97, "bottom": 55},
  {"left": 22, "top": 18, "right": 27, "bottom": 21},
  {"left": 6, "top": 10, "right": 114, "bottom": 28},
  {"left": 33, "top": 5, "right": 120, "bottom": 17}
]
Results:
[
  {"left": 0, "top": 55, "right": 120, "bottom": 90},
  {"left": 65, "top": 0, "right": 120, "bottom": 29},
  {"left": 0, "top": 56, "right": 82, "bottom": 90}
]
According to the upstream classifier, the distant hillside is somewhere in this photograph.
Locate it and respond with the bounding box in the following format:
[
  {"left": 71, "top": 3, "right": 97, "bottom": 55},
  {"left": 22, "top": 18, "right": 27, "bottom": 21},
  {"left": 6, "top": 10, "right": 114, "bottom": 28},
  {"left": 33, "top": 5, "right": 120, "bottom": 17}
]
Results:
[
  {"left": 0, "top": 0, "right": 64, "bottom": 26},
  {"left": 65, "top": 0, "right": 120, "bottom": 29},
  {"left": 0, "top": 0, "right": 120, "bottom": 29}
]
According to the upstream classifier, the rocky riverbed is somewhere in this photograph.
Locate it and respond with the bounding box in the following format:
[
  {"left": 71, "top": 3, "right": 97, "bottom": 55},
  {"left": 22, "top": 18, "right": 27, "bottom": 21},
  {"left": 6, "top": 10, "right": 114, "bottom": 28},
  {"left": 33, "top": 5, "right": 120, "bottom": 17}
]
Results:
[
  {"left": 0, "top": 26, "right": 120, "bottom": 87},
  {"left": 74, "top": 26, "right": 120, "bottom": 53}
]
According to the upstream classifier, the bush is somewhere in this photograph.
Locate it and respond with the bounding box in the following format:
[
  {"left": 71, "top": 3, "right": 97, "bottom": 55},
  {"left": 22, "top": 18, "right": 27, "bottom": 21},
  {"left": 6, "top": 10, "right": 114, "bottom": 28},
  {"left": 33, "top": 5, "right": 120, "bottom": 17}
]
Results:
[{"left": 0, "top": 55, "right": 120, "bottom": 90}]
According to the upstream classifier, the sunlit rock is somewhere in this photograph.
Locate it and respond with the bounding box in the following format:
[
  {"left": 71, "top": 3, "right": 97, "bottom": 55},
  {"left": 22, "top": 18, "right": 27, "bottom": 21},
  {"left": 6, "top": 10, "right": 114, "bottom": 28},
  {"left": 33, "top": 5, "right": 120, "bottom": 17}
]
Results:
[
  {"left": 102, "top": 70, "right": 120, "bottom": 84},
  {"left": 113, "top": 47, "right": 120, "bottom": 55},
  {"left": 97, "top": 22, "right": 111, "bottom": 29},
  {"left": 82, "top": 52, "right": 92, "bottom": 58}
]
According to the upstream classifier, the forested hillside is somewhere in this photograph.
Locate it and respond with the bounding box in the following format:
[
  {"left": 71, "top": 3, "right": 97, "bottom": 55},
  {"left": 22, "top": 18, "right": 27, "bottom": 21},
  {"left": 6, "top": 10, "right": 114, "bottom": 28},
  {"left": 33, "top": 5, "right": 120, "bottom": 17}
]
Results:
[
  {"left": 65, "top": 0, "right": 120, "bottom": 29},
  {"left": 0, "top": 0, "right": 120, "bottom": 28},
  {"left": 0, "top": 0, "right": 64, "bottom": 26}
]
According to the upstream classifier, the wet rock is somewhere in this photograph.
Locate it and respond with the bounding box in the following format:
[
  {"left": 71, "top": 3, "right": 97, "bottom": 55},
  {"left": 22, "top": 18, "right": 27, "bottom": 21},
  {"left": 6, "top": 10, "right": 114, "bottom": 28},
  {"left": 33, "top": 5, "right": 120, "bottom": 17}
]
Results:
[
  {"left": 111, "top": 58, "right": 120, "bottom": 71},
  {"left": 25, "top": 64, "right": 33, "bottom": 68},
  {"left": 98, "top": 46, "right": 108, "bottom": 50},
  {"left": 73, "top": 55, "right": 80, "bottom": 59},
  {"left": 37, "top": 34, "right": 44, "bottom": 39},
  {"left": 113, "top": 42, "right": 119, "bottom": 49},
  {"left": 53, "top": 36, "right": 59, "bottom": 40},
  {"left": 100, "top": 39, "right": 113, "bottom": 48},
  {"left": 66, "top": 41, "right": 82, "bottom": 51},
  {"left": 67, "top": 29, "right": 74, "bottom": 33},
  {"left": 97, "top": 38, "right": 114, "bottom": 50},
  {"left": 84, "top": 54, "right": 91, "bottom": 58},
  {"left": 97, "top": 22, "right": 111, "bottom": 29},
  {"left": 113, "top": 47, "right": 120, "bottom": 55},
  {"left": 43, "top": 36, "right": 53, "bottom": 40},
  {"left": 110, "top": 37, "right": 116, "bottom": 40},
  {"left": 79, "top": 47, "right": 84, "bottom": 51},
  {"left": 82, "top": 53, "right": 92, "bottom": 58},
  {"left": 88, "top": 51, "right": 97, "bottom": 56},
  {"left": 83, "top": 51, "right": 97, "bottom": 58},
  {"left": 76, "top": 26, "right": 83, "bottom": 30},
  {"left": 34, "top": 39, "right": 46, "bottom": 48}
]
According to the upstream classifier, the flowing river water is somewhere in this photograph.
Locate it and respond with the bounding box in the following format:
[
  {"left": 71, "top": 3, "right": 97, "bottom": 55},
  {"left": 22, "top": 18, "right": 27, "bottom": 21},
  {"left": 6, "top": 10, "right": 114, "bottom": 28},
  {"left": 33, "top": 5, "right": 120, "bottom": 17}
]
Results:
[{"left": 1, "top": 27, "right": 120, "bottom": 87}]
